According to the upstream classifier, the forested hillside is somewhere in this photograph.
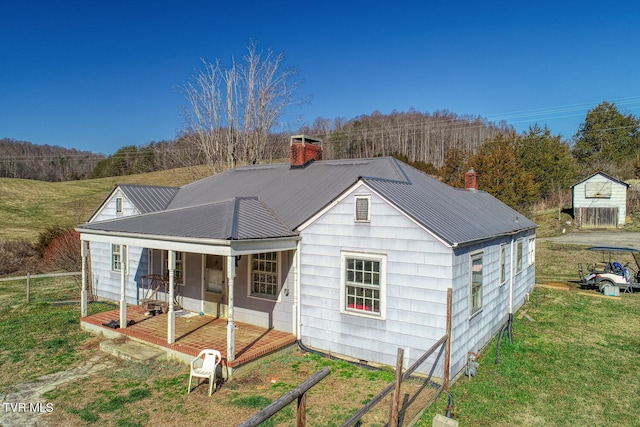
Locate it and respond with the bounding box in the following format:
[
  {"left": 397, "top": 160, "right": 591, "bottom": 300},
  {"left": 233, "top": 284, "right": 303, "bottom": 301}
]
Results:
[{"left": 0, "top": 138, "right": 103, "bottom": 181}]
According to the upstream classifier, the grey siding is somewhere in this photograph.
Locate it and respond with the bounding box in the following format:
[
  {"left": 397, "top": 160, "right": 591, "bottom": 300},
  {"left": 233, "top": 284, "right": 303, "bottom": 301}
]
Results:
[
  {"left": 89, "top": 190, "right": 146, "bottom": 305},
  {"left": 89, "top": 241, "right": 147, "bottom": 306},
  {"left": 299, "top": 183, "right": 452, "bottom": 376},
  {"left": 449, "top": 231, "right": 535, "bottom": 379}
]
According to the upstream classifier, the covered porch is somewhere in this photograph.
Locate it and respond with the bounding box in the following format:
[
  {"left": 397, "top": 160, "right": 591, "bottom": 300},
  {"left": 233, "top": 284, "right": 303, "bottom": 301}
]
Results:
[{"left": 81, "top": 305, "right": 298, "bottom": 370}]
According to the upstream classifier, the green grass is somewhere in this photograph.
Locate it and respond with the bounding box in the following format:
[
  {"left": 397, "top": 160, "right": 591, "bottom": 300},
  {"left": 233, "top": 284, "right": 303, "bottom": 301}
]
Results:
[
  {"left": 0, "top": 276, "right": 114, "bottom": 389},
  {"left": 417, "top": 287, "right": 640, "bottom": 426},
  {"left": 0, "top": 166, "right": 209, "bottom": 242}
]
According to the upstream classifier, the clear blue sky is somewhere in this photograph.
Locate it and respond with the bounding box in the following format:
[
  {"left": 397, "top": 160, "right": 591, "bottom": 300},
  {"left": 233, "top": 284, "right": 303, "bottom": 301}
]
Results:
[{"left": 2, "top": 0, "right": 640, "bottom": 155}]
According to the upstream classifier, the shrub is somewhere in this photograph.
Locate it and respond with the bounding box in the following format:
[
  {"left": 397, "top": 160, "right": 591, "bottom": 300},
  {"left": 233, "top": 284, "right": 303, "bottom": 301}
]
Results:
[
  {"left": 0, "top": 239, "right": 41, "bottom": 276},
  {"left": 41, "top": 228, "right": 81, "bottom": 272}
]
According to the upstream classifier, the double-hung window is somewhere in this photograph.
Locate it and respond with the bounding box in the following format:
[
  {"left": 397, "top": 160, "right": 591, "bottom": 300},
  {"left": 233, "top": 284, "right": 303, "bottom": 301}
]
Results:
[
  {"left": 251, "top": 252, "right": 279, "bottom": 299},
  {"left": 115, "top": 197, "right": 123, "bottom": 214},
  {"left": 500, "top": 244, "right": 507, "bottom": 285},
  {"left": 342, "top": 252, "right": 386, "bottom": 317},
  {"left": 162, "top": 250, "right": 184, "bottom": 283},
  {"left": 111, "top": 244, "right": 126, "bottom": 272},
  {"left": 516, "top": 239, "right": 523, "bottom": 273},
  {"left": 528, "top": 237, "right": 536, "bottom": 266},
  {"left": 470, "top": 252, "right": 483, "bottom": 316}
]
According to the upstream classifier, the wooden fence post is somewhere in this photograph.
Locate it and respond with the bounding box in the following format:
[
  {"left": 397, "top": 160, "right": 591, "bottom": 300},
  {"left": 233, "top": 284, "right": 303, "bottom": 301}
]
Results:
[
  {"left": 297, "top": 393, "right": 307, "bottom": 427},
  {"left": 388, "top": 348, "right": 404, "bottom": 427}
]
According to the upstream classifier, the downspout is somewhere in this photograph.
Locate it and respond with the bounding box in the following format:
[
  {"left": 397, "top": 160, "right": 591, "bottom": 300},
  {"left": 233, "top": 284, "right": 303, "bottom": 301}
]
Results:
[{"left": 200, "top": 254, "right": 206, "bottom": 314}]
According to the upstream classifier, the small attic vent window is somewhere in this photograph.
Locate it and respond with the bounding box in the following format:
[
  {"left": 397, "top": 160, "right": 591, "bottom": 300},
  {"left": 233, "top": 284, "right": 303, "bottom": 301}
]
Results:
[
  {"left": 355, "top": 196, "right": 370, "bottom": 222},
  {"left": 115, "top": 197, "right": 123, "bottom": 214}
]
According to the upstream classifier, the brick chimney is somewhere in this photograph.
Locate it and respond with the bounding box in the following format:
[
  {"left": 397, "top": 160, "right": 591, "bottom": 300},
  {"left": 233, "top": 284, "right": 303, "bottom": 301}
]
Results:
[
  {"left": 464, "top": 168, "right": 478, "bottom": 191},
  {"left": 290, "top": 135, "right": 322, "bottom": 169}
]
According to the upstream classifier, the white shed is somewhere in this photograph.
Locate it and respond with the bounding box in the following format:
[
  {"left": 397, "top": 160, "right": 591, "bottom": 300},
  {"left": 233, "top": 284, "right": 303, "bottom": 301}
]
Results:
[{"left": 572, "top": 172, "right": 628, "bottom": 228}]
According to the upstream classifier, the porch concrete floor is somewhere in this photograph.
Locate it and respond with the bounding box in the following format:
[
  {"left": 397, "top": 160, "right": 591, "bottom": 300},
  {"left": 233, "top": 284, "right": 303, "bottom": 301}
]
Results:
[{"left": 81, "top": 305, "right": 297, "bottom": 368}]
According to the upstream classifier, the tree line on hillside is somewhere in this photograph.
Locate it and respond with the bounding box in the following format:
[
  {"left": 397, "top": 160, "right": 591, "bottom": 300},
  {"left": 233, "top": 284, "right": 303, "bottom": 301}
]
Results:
[{"left": 0, "top": 138, "right": 103, "bottom": 181}]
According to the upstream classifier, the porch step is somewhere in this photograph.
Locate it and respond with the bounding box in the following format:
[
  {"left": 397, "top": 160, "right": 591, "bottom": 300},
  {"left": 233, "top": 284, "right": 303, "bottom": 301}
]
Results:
[{"left": 100, "top": 338, "right": 166, "bottom": 364}]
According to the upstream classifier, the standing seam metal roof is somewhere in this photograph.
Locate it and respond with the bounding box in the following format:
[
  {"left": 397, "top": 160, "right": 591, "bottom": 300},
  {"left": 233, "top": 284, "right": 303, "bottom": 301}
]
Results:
[{"left": 80, "top": 157, "right": 536, "bottom": 245}]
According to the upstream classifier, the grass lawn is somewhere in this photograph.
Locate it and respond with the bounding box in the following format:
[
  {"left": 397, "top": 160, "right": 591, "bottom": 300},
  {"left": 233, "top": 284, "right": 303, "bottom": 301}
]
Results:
[
  {"left": 0, "top": 276, "right": 437, "bottom": 426},
  {"left": 418, "top": 286, "right": 640, "bottom": 426}
]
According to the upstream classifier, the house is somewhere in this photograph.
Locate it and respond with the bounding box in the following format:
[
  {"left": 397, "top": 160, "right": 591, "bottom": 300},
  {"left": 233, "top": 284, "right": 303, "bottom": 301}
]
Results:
[
  {"left": 572, "top": 171, "right": 629, "bottom": 228},
  {"left": 77, "top": 135, "right": 537, "bottom": 383}
]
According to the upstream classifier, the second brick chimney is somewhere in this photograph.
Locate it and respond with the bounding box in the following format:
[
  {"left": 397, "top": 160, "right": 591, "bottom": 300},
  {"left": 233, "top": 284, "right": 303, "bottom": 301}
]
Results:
[
  {"left": 290, "top": 135, "right": 322, "bottom": 169},
  {"left": 464, "top": 168, "right": 478, "bottom": 191}
]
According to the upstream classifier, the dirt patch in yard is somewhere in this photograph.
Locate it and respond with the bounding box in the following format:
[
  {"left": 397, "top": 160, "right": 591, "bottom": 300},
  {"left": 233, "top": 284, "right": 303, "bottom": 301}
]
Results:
[{"left": 41, "top": 346, "right": 440, "bottom": 426}]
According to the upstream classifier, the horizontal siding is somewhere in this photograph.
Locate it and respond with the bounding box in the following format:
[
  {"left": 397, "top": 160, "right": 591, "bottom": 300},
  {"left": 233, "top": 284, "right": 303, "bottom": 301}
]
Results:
[
  {"left": 573, "top": 176, "right": 627, "bottom": 225},
  {"left": 449, "top": 232, "right": 535, "bottom": 379},
  {"left": 300, "top": 183, "right": 452, "bottom": 377},
  {"left": 89, "top": 241, "right": 147, "bottom": 306}
]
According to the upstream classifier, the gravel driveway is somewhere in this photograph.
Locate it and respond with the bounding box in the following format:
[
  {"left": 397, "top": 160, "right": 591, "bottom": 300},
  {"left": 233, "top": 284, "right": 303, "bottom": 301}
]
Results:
[{"left": 540, "top": 231, "right": 640, "bottom": 249}]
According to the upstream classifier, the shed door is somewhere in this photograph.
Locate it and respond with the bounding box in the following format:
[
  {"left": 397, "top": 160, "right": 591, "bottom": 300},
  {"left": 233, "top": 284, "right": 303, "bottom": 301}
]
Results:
[{"left": 580, "top": 207, "right": 618, "bottom": 228}]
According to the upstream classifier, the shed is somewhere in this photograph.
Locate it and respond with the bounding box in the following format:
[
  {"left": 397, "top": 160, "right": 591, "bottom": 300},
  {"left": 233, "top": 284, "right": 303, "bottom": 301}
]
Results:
[{"left": 572, "top": 172, "right": 628, "bottom": 228}]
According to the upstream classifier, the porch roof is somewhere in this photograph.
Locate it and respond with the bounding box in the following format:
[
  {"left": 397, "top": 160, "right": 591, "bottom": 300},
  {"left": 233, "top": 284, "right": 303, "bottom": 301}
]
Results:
[{"left": 78, "top": 197, "right": 299, "bottom": 254}]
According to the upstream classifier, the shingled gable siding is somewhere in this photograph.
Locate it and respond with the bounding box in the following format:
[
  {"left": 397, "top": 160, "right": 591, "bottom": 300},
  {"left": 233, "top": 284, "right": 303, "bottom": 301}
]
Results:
[
  {"left": 299, "top": 183, "right": 452, "bottom": 377},
  {"left": 88, "top": 191, "right": 146, "bottom": 305},
  {"left": 448, "top": 232, "right": 535, "bottom": 380}
]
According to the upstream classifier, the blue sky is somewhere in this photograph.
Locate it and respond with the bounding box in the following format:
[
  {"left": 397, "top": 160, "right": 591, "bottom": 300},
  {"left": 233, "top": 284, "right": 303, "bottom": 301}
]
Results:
[{"left": 2, "top": 1, "right": 640, "bottom": 155}]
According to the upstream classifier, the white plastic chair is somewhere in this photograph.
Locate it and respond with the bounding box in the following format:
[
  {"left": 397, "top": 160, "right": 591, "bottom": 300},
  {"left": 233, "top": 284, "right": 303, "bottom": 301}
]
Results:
[{"left": 188, "top": 349, "right": 222, "bottom": 396}]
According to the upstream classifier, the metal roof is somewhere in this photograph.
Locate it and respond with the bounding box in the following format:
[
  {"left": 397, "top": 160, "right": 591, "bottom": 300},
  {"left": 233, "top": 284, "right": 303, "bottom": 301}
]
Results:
[
  {"left": 80, "top": 197, "right": 294, "bottom": 240},
  {"left": 80, "top": 157, "right": 536, "bottom": 246},
  {"left": 118, "top": 184, "right": 179, "bottom": 214},
  {"left": 364, "top": 164, "right": 537, "bottom": 246}
]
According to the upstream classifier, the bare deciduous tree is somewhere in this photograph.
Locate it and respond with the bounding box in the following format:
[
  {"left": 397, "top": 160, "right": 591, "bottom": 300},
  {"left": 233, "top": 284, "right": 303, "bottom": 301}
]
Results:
[{"left": 180, "top": 40, "right": 305, "bottom": 173}]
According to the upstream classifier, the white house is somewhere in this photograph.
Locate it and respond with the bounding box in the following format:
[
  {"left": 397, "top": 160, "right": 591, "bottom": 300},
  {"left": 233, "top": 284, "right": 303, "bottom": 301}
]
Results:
[
  {"left": 77, "top": 135, "right": 537, "bottom": 383},
  {"left": 572, "top": 171, "right": 628, "bottom": 228}
]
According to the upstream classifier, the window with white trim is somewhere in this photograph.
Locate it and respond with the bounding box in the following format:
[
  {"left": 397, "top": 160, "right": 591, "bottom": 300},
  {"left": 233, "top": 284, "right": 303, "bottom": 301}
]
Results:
[
  {"left": 528, "top": 237, "right": 535, "bottom": 266},
  {"left": 470, "top": 252, "right": 483, "bottom": 316},
  {"left": 162, "top": 251, "right": 184, "bottom": 283},
  {"left": 115, "top": 197, "right": 123, "bottom": 214},
  {"left": 516, "top": 239, "right": 523, "bottom": 273},
  {"left": 111, "top": 244, "right": 126, "bottom": 272},
  {"left": 500, "top": 244, "right": 507, "bottom": 285},
  {"left": 354, "top": 195, "right": 371, "bottom": 222},
  {"left": 342, "top": 252, "right": 386, "bottom": 316},
  {"left": 251, "top": 252, "right": 279, "bottom": 299}
]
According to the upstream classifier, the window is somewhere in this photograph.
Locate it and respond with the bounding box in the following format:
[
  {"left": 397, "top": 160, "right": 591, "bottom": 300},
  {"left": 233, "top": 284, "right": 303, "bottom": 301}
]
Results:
[
  {"left": 470, "top": 252, "right": 483, "bottom": 316},
  {"left": 516, "top": 239, "right": 523, "bottom": 273},
  {"left": 354, "top": 195, "right": 371, "bottom": 222},
  {"left": 528, "top": 237, "right": 536, "bottom": 266},
  {"left": 111, "top": 244, "right": 126, "bottom": 272},
  {"left": 585, "top": 181, "right": 612, "bottom": 198},
  {"left": 115, "top": 197, "right": 123, "bottom": 214},
  {"left": 251, "top": 252, "right": 279, "bottom": 299},
  {"left": 500, "top": 244, "right": 507, "bottom": 285},
  {"left": 163, "top": 251, "right": 184, "bottom": 283},
  {"left": 342, "top": 252, "right": 386, "bottom": 316}
]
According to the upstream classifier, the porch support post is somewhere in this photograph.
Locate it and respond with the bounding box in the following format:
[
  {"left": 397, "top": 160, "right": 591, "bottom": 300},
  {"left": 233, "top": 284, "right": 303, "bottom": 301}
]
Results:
[
  {"left": 81, "top": 240, "right": 89, "bottom": 318},
  {"left": 226, "top": 256, "right": 236, "bottom": 371},
  {"left": 167, "top": 250, "right": 176, "bottom": 344},
  {"left": 119, "top": 244, "right": 127, "bottom": 328}
]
